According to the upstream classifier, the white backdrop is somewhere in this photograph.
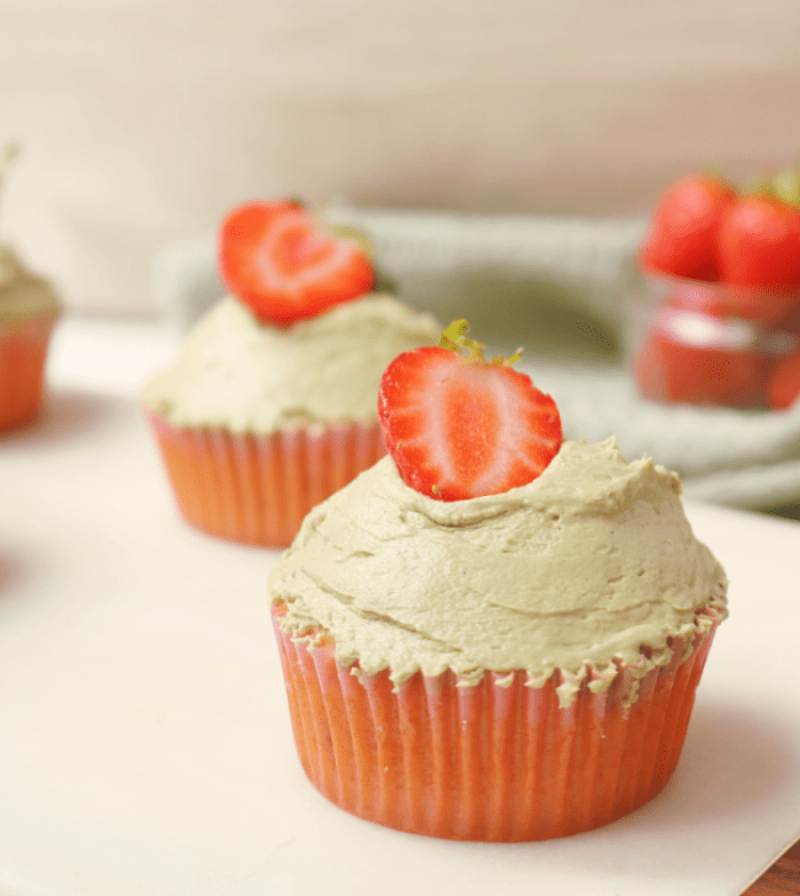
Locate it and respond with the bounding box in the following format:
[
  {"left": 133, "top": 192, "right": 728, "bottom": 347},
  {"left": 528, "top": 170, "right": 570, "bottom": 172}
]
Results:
[{"left": 2, "top": 0, "right": 800, "bottom": 313}]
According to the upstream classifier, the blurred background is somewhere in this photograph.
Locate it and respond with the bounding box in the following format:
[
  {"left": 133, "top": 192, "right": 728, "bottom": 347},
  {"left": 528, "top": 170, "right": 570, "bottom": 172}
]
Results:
[
  {"left": 3, "top": 0, "right": 800, "bottom": 315},
  {"left": 4, "top": 0, "right": 800, "bottom": 512}
]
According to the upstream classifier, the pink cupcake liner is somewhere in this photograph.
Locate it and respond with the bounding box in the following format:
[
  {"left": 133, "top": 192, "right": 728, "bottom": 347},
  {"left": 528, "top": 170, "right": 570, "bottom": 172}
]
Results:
[
  {"left": 271, "top": 601, "right": 723, "bottom": 841},
  {"left": 146, "top": 413, "right": 386, "bottom": 548},
  {"left": 0, "top": 316, "right": 58, "bottom": 431}
]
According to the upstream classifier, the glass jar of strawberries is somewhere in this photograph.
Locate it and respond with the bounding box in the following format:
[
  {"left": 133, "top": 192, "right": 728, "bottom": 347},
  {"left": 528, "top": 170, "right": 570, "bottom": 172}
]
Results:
[{"left": 629, "top": 172, "right": 800, "bottom": 411}]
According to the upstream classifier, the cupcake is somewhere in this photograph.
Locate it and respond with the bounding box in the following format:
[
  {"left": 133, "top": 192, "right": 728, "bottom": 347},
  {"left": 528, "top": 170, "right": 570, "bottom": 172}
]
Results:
[
  {"left": 142, "top": 200, "right": 440, "bottom": 547},
  {"left": 269, "top": 320, "right": 728, "bottom": 841},
  {"left": 0, "top": 243, "right": 60, "bottom": 431}
]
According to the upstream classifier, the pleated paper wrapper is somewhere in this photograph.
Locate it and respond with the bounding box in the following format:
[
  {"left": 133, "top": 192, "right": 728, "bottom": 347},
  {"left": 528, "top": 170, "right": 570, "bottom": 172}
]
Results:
[
  {"left": 146, "top": 413, "right": 386, "bottom": 548},
  {"left": 0, "top": 315, "right": 58, "bottom": 431},
  {"left": 271, "top": 601, "right": 723, "bottom": 842}
]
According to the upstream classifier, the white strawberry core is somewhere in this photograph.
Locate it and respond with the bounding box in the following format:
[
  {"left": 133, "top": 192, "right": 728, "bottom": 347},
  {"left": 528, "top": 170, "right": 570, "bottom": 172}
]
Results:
[
  {"left": 425, "top": 359, "right": 545, "bottom": 496},
  {"left": 256, "top": 209, "right": 357, "bottom": 303}
]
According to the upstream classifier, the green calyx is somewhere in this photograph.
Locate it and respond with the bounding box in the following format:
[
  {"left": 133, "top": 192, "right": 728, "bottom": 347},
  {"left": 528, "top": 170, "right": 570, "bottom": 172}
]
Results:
[
  {"left": 312, "top": 201, "right": 376, "bottom": 256},
  {"left": 314, "top": 206, "right": 396, "bottom": 290},
  {"left": 769, "top": 168, "right": 800, "bottom": 207},
  {"left": 699, "top": 160, "right": 800, "bottom": 209},
  {"left": 744, "top": 164, "right": 800, "bottom": 209},
  {"left": 328, "top": 222, "right": 376, "bottom": 256},
  {"left": 439, "top": 318, "right": 522, "bottom": 366}
]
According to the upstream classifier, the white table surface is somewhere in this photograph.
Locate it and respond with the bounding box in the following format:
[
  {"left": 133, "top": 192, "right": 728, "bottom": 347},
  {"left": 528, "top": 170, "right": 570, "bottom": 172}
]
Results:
[{"left": 0, "top": 315, "right": 799, "bottom": 896}]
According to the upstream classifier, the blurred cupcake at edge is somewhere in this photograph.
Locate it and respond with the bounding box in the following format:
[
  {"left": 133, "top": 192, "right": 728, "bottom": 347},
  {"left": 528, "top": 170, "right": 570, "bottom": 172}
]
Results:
[
  {"left": 0, "top": 146, "right": 61, "bottom": 432},
  {"left": 141, "top": 199, "right": 441, "bottom": 548}
]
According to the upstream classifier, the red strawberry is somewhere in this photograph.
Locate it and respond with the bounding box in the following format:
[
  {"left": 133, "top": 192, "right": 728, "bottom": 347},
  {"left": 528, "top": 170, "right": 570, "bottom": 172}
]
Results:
[
  {"left": 767, "top": 352, "right": 800, "bottom": 410},
  {"left": 218, "top": 200, "right": 375, "bottom": 325},
  {"left": 639, "top": 174, "right": 737, "bottom": 281},
  {"left": 634, "top": 308, "right": 768, "bottom": 408},
  {"left": 663, "top": 279, "right": 800, "bottom": 325},
  {"left": 378, "top": 320, "right": 562, "bottom": 501},
  {"left": 717, "top": 194, "right": 800, "bottom": 287}
]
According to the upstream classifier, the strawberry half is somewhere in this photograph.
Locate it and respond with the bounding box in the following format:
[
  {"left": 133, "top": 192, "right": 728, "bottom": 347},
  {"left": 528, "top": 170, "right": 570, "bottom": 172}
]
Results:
[
  {"left": 218, "top": 200, "right": 375, "bottom": 325},
  {"left": 378, "top": 320, "right": 562, "bottom": 501}
]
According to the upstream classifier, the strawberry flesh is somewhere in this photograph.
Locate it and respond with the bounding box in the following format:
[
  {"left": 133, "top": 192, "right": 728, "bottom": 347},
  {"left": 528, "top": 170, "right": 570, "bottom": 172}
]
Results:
[
  {"left": 378, "top": 334, "right": 562, "bottom": 501},
  {"left": 219, "top": 201, "right": 375, "bottom": 325}
]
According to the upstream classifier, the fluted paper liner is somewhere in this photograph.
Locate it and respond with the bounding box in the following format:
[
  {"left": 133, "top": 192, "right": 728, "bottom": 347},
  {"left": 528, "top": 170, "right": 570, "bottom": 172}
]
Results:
[
  {"left": 0, "top": 316, "right": 58, "bottom": 431},
  {"left": 146, "top": 414, "right": 385, "bottom": 548},
  {"left": 271, "top": 601, "right": 723, "bottom": 841}
]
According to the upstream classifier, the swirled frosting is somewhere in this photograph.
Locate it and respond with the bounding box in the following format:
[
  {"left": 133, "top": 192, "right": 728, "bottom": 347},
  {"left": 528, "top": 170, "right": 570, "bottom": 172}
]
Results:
[
  {"left": 0, "top": 244, "right": 60, "bottom": 324},
  {"left": 141, "top": 293, "right": 441, "bottom": 433},
  {"left": 269, "top": 439, "right": 727, "bottom": 694}
]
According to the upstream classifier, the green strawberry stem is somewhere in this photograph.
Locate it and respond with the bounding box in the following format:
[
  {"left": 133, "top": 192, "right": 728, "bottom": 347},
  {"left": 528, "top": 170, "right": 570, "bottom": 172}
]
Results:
[
  {"left": 770, "top": 168, "right": 800, "bottom": 207},
  {"left": 316, "top": 205, "right": 398, "bottom": 290},
  {"left": 744, "top": 163, "right": 800, "bottom": 209},
  {"left": 439, "top": 318, "right": 522, "bottom": 366},
  {"left": 695, "top": 160, "right": 800, "bottom": 209}
]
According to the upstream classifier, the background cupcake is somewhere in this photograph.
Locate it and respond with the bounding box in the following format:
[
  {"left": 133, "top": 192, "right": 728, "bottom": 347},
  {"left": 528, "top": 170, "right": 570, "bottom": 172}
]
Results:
[
  {"left": 269, "top": 321, "right": 728, "bottom": 841},
  {"left": 142, "top": 200, "right": 440, "bottom": 547},
  {"left": 0, "top": 146, "right": 61, "bottom": 432},
  {"left": 0, "top": 244, "right": 60, "bottom": 432}
]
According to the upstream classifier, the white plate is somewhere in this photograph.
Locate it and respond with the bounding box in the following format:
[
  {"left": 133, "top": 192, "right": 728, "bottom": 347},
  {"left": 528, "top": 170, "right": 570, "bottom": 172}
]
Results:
[{"left": 0, "top": 318, "right": 798, "bottom": 896}]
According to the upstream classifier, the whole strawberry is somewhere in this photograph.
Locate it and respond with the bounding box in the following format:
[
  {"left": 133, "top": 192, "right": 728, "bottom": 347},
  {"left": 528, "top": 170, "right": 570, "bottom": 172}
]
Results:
[
  {"left": 218, "top": 200, "right": 375, "bottom": 325},
  {"left": 717, "top": 193, "right": 800, "bottom": 288},
  {"left": 378, "top": 320, "right": 562, "bottom": 501},
  {"left": 639, "top": 174, "right": 737, "bottom": 281}
]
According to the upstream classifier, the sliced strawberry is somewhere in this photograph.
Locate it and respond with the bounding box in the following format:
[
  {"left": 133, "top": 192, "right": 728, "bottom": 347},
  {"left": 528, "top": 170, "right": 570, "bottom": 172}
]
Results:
[
  {"left": 378, "top": 321, "right": 562, "bottom": 501},
  {"left": 639, "top": 174, "right": 737, "bottom": 281},
  {"left": 717, "top": 194, "right": 800, "bottom": 288},
  {"left": 767, "top": 352, "right": 800, "bottom": 410},
  {"left": 218, "top": 201, "right": 375, "bottom": 325},
  {"left": 633, "top": 308, "right": 768, "bottom": 408}
]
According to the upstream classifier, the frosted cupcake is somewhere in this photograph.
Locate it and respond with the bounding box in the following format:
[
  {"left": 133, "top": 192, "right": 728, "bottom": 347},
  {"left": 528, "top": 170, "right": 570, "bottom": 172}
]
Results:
[
  {"left": 0, "top": 243, "right": 60, "bottom": 431},
  {"left": 142, "top": 200, "right": 440, "bottom": 547},
  {"left": 269, "top": 320, "right": 728, "bottom": 841}
]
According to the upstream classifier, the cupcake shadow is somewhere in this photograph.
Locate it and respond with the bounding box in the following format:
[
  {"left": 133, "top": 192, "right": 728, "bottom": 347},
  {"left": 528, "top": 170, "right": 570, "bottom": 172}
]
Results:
[
  {"left": 576, "top": 696, "right": 797, "bottom": 858},
  {"left": 0, "top": 546, "right": 57, "bottom": 616},
  {"left": 666, "top": 697, "right": 796, "bottom": 824},
  {"left": 0, "top": 387, "right": 129, "bottom": 445},
  {"left": 0, "top": 548, "right": 31, "bottom": 597}
]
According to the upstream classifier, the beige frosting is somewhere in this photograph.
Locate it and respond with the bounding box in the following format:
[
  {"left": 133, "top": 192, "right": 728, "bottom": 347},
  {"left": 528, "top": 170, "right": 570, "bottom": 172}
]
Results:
[
  {"left": 0, "top": 244, "right": 60, "bottom": 324},
  {"left": 270, "top": 439, "right": 728, "bottom": 695},
  {"left": 141, "top": 293, "right": 441, "bottom": 433}
]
